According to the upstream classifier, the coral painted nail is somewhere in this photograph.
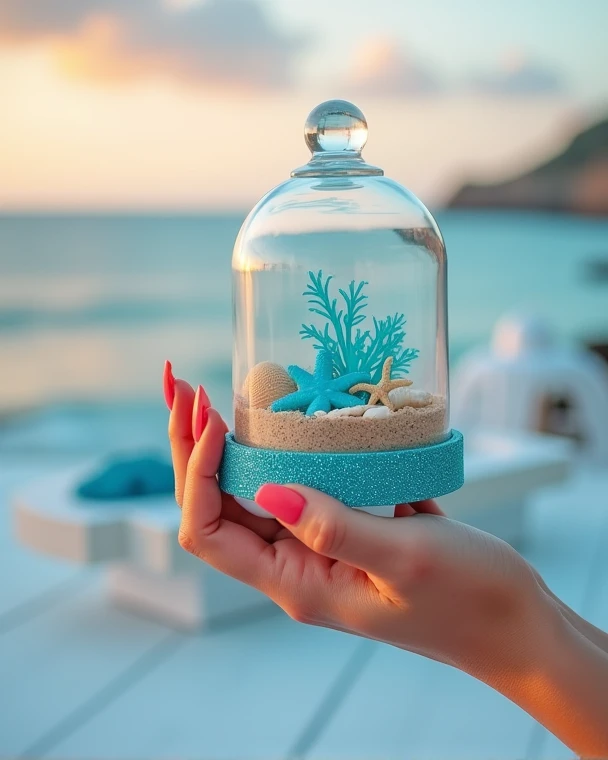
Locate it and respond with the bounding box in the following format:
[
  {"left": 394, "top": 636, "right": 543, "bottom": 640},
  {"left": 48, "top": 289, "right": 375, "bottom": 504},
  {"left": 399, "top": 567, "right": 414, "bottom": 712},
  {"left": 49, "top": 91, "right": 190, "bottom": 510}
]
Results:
[
  {"left": 163, "top": 360, "right": 175, "bottom": 410},
  {"left": 255, "top": 484, "right": 306, "bottom": 524},
  {"left": 197, "top": 384, "right": 211, "bottom": 409},
  {"left": 193, "top": 385, "right": 209, "bottom": 442}
]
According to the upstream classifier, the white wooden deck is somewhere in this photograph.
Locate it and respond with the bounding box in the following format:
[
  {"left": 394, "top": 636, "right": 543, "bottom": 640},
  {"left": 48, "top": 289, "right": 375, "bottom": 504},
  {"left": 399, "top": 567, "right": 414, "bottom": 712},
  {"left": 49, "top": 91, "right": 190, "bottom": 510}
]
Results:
[{"left": 1, "top": 423, "right": 607, "bottom": 758}]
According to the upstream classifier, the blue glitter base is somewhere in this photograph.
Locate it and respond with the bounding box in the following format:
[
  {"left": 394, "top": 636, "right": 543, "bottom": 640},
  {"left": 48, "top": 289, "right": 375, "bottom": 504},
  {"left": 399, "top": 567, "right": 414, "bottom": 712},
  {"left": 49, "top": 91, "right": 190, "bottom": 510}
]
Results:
[{"left": 219, "top": 430, "right": 464, "bottom": 507}]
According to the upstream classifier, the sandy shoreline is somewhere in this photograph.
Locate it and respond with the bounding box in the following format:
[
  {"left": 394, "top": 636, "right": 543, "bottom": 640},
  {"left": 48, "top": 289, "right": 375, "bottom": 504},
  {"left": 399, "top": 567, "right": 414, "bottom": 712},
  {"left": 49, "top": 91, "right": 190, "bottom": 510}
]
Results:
[{"left": 235, "top": 395, "right": 448, "bottom": 453}]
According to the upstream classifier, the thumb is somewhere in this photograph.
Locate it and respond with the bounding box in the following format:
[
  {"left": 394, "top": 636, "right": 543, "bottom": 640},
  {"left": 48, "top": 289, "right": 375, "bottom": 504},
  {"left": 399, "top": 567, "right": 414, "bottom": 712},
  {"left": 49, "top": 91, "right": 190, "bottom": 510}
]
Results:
[{"left": 254, "top": 483, "right": 403, "bottom": 575}]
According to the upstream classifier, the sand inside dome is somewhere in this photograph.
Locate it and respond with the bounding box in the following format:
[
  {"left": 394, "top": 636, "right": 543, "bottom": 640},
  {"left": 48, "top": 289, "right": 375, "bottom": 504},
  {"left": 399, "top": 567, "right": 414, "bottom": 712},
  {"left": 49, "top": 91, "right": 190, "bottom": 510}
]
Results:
[{"left": 234, "top": 395, "right": 448, "bottom": 453}]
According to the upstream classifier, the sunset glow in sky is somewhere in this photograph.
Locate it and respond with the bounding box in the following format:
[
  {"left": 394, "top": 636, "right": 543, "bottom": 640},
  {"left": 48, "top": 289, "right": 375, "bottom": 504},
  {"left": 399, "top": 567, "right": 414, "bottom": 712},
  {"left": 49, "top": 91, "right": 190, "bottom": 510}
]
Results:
[{"left": 1, "top": 0, "right": 607, "bottom": 210}]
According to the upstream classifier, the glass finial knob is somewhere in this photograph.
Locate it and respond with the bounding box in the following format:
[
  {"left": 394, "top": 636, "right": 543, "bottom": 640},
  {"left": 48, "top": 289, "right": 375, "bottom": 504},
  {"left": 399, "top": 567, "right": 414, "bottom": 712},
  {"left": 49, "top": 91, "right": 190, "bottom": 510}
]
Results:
[{"left": 304, "top": 100, "right": 368, "bottom": 154}]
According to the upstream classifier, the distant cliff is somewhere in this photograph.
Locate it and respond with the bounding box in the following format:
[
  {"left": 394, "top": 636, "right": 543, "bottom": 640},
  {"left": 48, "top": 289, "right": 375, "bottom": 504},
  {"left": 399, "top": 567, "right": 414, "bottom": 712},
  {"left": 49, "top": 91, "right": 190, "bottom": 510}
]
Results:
[{"left": 449, "top": 118, "right": 608, "bottom": 215}]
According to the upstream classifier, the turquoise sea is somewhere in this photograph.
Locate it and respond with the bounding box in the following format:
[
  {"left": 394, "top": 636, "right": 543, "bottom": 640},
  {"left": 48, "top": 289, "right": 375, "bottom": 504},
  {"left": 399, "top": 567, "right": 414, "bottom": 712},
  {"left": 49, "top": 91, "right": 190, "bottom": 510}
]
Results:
[{"left": 0, "top": 211, "right": 607, "bottom": 441}]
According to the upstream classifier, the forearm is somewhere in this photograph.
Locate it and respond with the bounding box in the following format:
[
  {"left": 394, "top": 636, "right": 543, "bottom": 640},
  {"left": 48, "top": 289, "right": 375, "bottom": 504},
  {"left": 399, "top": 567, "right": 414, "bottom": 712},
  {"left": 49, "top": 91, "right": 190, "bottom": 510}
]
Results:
[{"left": 479, "top": 592, "right": 608, "bottom": 757}]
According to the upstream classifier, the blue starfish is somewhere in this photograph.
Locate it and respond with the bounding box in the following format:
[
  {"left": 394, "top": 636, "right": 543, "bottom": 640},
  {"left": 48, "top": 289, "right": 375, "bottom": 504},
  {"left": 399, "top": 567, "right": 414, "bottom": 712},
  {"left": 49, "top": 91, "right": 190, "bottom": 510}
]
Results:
[{"left": 270, "top": 350, "right": 371, "bottom": 416}]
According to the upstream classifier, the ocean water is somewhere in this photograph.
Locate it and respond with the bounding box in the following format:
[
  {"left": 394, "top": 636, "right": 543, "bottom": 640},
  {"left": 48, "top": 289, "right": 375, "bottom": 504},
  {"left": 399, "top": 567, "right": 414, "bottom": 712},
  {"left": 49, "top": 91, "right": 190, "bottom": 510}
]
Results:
[{"left": 0, "top": 211, "right": 607, "bottom": 425}]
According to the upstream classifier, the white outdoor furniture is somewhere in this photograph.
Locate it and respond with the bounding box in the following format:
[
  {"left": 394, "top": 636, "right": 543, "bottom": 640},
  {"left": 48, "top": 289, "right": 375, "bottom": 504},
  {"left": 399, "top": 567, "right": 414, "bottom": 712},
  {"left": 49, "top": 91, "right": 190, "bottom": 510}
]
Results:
[
  {"left": 452, "top": 313, "right": 608, "bottom": 464},
  {"left": 13, "top": 466, "right": 272, "bottom": 631},
  {"left": 12, "top": 430, "right": 570, "bottom": 630}
]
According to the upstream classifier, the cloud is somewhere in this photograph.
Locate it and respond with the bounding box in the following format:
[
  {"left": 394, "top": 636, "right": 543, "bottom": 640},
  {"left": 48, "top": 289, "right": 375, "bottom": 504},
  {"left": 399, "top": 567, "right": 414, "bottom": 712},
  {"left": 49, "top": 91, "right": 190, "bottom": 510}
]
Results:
[
  {"left": 469, "top": 51, "right": 565, "bottom": 96},
  {"left": 0, "top": 0, "right": 304, "bottom": 88},
  {"left": 347, "top": 37, "right": 441, "bottom": 96}
]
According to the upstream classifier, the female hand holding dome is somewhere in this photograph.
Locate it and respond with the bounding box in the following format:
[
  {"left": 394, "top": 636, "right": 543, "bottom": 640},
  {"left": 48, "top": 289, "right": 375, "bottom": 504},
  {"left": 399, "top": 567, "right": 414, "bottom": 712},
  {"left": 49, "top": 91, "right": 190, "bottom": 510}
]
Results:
[{"left": 165, "top": 367, "right": 608, "bottom": 758}]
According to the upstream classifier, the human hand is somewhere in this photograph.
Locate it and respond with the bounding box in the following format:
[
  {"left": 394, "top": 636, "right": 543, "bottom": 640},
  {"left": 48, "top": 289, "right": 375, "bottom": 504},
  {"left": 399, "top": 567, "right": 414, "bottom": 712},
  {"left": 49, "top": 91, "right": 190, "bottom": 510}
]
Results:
[
  {"left": 166, "top": 366, "right": 547, "bottom": 677},
  {"left": 165, "top": 364, "right": 608, "bottom": 756}
]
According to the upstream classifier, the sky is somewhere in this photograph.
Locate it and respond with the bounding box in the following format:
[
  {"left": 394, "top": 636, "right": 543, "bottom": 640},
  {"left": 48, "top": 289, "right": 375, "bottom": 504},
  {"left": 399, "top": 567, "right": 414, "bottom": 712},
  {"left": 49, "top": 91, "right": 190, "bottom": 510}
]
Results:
[{"left": 0, "top": 0, "right": 607, "bottom": 210}]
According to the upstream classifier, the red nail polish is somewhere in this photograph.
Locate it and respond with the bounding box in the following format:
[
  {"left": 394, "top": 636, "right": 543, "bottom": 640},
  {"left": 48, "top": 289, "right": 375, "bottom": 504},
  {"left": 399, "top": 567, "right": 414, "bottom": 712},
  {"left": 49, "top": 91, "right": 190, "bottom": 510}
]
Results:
[
  {"left": 255, "top": 484, "right": 306, "bottom": 524},
  {"left": 163, "top": 360, "right": 175, "bottom": 410},
  {"left": 198, "top": 384, "right": 211, "bottom": 409},
  {"left": 193, "top": 385, "right": 209, "bottom": 442}
]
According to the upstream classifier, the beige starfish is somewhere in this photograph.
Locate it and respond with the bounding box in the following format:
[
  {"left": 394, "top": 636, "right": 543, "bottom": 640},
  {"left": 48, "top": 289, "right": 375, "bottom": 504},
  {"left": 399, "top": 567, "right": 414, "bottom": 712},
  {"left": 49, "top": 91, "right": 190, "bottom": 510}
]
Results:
[{"left": 349, "top": 356, "right": 413, "bottom": 411}]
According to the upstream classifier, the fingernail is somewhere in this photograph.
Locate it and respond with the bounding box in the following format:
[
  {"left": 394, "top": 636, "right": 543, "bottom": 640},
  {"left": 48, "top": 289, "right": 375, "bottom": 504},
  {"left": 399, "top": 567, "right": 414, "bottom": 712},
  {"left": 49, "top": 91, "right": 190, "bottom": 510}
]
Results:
[
  {"left": 197, "top": 384, "right": 211, "bottom": 409},
  {"left": 193, "top": 385, "right": 209, "bottom": 442},
  {"left": 163, "top": 360, "right": 175, "bottom": 410},
  {"left": 255, "top": 484, "right": 306, "bottom": 524}
]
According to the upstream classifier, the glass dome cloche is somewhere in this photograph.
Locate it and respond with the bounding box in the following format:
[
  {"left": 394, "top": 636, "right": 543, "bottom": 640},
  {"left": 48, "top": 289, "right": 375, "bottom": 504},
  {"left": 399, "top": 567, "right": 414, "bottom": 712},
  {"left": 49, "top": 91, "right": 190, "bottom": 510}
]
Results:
[{"left": 219, "top": 100, "right": 463, "bottom": 515}]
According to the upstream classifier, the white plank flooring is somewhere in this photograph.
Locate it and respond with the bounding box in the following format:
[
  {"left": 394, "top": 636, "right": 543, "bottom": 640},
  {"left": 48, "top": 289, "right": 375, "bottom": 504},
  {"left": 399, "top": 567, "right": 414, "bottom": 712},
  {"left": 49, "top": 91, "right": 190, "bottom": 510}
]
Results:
[
  {"left": 0, "top": 587, "right": 177, "bottom": 757},
  {"left": 1, "top": 454, "right": 607, "bottom": 759},
  {"left": 47, "top": 618, "right": 364, "bottom": 760}
]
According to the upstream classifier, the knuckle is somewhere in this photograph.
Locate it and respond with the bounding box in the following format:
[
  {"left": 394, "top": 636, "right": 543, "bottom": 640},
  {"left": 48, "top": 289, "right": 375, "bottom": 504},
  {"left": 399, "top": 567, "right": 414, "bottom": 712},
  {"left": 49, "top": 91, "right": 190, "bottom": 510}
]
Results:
[
  {"left": 168, "top": 419, "right": 191, "bottom": 447},
  {"left": 177, "top": 526, "right": 197, "bottom": 556},
  {"left": 307, "top": 515, "right": 346, "bottom": 557},
  {"left": 284, "top": 602, "right": 315, "bottom": 626},
  {"left": 401, "top": 542, "right": 436, "bottom": 586},
  {"left": 185, "top": 451, "right": 209, "bottom": 484},
  {"left": 167, "top": 418, "right": 178, "bottom": 443}
]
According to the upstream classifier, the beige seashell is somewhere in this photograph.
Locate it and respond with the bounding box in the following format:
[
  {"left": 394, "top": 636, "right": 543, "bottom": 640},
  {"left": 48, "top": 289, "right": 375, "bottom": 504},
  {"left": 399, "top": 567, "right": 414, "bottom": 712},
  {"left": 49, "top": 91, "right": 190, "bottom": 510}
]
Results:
[
  {"left": 363, "top": 405, "right": 391, "bottom": 419},
  {"left": 388, "top": 387, "right": 433, "bottom": 410},
  {"left": 326, "top": 404, "right": 370, "bottom": 418},
  {"left": 313, "top": 410, "right": 327, "bottom": 417},
  {"left": 241, "top": 362, "right": 297, "bottom": 409}
]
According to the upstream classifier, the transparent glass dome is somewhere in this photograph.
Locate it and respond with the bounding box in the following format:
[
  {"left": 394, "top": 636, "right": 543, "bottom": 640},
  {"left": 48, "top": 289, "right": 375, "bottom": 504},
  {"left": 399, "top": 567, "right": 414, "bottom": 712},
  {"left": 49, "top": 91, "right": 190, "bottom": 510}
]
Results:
[{"left": 232, "top": 100, "right": 449, "bottom": 454}]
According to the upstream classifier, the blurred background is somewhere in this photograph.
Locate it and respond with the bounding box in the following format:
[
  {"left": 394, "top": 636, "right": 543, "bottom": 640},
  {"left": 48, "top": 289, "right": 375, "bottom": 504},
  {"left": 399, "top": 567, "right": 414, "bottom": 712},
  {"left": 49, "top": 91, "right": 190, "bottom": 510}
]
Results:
[
  {"left": 1, "top": 0, "right": 607, "bottom": 427},
  {"left": 1, "top": 1, "right": 607, "bottom": 758}
]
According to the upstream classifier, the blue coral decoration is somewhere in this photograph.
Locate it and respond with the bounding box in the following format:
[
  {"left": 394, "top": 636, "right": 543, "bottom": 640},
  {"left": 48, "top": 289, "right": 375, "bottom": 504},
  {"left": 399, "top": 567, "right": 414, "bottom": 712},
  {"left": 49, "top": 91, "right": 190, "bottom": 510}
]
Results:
[
  {"left": 270, "top": 350, "right": 371, "bottom": 416},
  {"left": 300, "top": 270, "right": 419, "bottom": 384}
]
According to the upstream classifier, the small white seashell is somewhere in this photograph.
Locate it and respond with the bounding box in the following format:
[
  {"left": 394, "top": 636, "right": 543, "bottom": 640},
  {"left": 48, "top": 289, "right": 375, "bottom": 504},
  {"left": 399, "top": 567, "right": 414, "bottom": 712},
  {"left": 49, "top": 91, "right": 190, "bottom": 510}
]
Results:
[
  {"left": 347, "top": 404, "right": 370, "bottom": 416},
  {"left": 363, "top": 405, "right": 391, "bottom": 419},
  {"left": 388, "top": 387, "right": 433, "bottom": 410},
  {"left": 327, "top": 405, "right": 369, "bottom": 418},
  {"left": 313, "top": 410, "right": 327, "bottom": 417}
]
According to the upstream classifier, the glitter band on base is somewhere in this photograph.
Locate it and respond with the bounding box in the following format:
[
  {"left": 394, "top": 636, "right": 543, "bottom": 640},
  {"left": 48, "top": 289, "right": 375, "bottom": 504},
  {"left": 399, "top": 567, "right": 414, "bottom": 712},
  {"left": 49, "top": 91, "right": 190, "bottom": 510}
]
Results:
[{"left": 219, "top": 430, "right": 464, "bottom": 507}]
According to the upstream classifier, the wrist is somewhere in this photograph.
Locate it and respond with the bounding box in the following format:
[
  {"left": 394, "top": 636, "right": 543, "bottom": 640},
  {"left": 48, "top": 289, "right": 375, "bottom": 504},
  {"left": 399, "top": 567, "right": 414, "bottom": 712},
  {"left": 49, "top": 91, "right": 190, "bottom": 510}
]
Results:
[
  {"left": 545, "top": 593, "right": 608, "bottom": 656},
  {"left": 460, "top": 577, "right": 563, "bottom": 690},
  {"left": 477, "top": 588, "right": 608, "bottom": 756}
]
